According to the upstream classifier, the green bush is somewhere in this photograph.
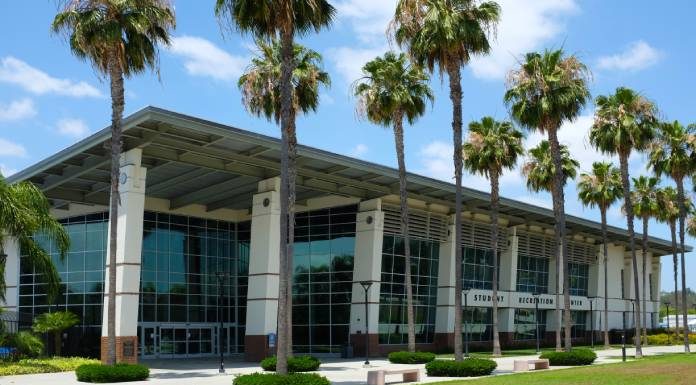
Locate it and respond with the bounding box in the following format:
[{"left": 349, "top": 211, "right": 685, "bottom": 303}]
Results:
[
  {"left": 75, "top": 363, "right": 149, "bottom": 383},
  {"left": 425, "top": 358, "right": 497, "bottom": 377},
  {"left": 7, "top": 331, "right": 44, "bottom": 358},
  {"left": 539, "top": 348, "right": 597, "bottom": 366},
  {"left": 647, "top": 332, "right": 694, "bottom": 345},
  {"left": 234, "top": 373, "right": 330, "bottom": 385},
  {"left": 388, "top": 351, "right": 436, "bottom": 364},
  {"left": 260, "top": 356, "right": 321, "bottom": 372},
  {"left": 0, "top": 357, "right": 99, "bottom": 376}
]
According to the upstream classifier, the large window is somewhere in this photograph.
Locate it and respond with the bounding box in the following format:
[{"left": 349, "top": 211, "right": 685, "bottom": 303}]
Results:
[
  {"left": 292, "top": 205, "right": 357, "bottom": 354},
  {"left": 516, "top": 254, "right": 549, "bottom": 294},
  {"left": 462, "top": 307, "right": 492, "bottom": 342},
  {"left": 379, "top": 235, "right": 439, "bottom": 344},
  {"left": 514, "top": 308, "right": 547, "bottom": 341},
  {"left": 568, "top": 263, "right": 589, "bottom": 296},
  {"left": 570, "top": 311, "right": 587, "bottom": 339},
  {"left": 462, "top": 247, "right": 495, "bottom": 290}
]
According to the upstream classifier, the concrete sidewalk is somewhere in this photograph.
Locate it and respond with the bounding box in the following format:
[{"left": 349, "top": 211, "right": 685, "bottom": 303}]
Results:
[{"left": 2, "top": 344, "right": 693, "bottom": 385}]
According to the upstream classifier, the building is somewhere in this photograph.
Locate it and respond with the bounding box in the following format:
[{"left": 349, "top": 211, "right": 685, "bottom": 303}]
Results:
[{"left": 0, "top": 107, "right": 686, "bottom": 362}]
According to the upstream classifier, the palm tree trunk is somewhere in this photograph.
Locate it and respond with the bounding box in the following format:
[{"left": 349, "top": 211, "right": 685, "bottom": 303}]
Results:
[
  {"left": 675, "top": 177, "right": 690, "bottom": 352},
  {"left": 553, "top": 196, "right": 562, "bottom": 352},
  {"left": 490, "top": 170, "right": 501, "bottom": 357},
  {"left": 546, "top": 127, "right": 571, "bottom": 351},
  {"left": 447, "top": 62, "right": 464, "bottom": 361},
  {"left": 618, "top": 153, "right": 642, "bottom": 357},
  {"left": 641, "top": 216, "right": 649, "bottom": 345},
  {"left": 55, "top": 331, "right": 62, "bottom": 357},
  {"left": 286, "top": 108, "right": 297, "bottom": 358},
  {"left": 393, "top": 111, "right": 416, "bottom": 352},
  {"left": 670, "top": 220, "right": 680, "bottom": 336},
  {"left": 106, "top": 58, "right": 124, "bottom": 366},
  {"left": 601, "top": 207, "right": 610, "bottom": 349}
]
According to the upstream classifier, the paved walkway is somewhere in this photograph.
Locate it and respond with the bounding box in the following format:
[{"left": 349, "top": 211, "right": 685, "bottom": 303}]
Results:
[{"left": 2, "top": 345, "right": 693, "bottom": 385}]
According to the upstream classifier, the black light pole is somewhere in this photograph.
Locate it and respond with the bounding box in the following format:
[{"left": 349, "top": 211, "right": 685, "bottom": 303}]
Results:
[
  {"left": 532, "top": 292, "right": 540, "bottom": 354},
  {"left": 622, "top": 301, "right": 627, "bottom": 362},
  {"left": 216, "top": 272, "right": 229, "bottom": 374},
  {"left": 463, "top": 288, "right": 470, "bottom": 357},
  {"left": 360, "top": 281, "right": 373, "bottom": 367},
  {"left": 665, "top": 301, "right": 671, "bottom": 345},
  {"left": 589, "top": 297, "right": 595, "bottom": 349}
]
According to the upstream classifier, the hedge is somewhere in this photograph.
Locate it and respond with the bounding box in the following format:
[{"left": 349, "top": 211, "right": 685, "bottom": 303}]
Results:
[
  {"left": 234, "top": 373, "right": 330, "bottom": 385},
  {"left": 647, "top": 333, "right": 694, "bottom": 345},
  {"left": 75, "top": 363, "right": 149, "bottom": 383},
  {"left": 387, "top": 351, "right": 436, "bottom": 364},
  {"left": 425, "top": 358, "right": 497, "bottom": 377},
  {"left": 260, "top": 356, "right": 321, "bottom": 372},
  {"left": 0, "top": 357, "right": 99, "bottom": 376},
  {"left": 539, "top": 348, "right": 597, "bottom": 366}
]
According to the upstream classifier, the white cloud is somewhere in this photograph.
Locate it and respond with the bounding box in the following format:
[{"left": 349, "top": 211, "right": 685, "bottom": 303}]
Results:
[
  {"left": 334, "top": 0, "right": 397, "bottom": 44},
  {"left": 0, "top": 164, "right": 17, "bottom": 177},
  {"left": 349, "top": 143, "right": 368, "bottom": 158},
  {"left": 0, "top": 56, "right": 101, "bottom": 97},
  {"left": 469, "top": 0, "right": 578, "bottom": 80},
  {"left": 597, "top": 40, "right": 662, "bottom": 72},
  {"left": 0, "top": 98, "right": 36, "bottom": 121},
  {"left": 514, "top": 194, "right": 552, "bottom": 210},
  {"left": 56, "top": 118, "right": 89, "bottom": 138},
  {"left": 320, "top": 92, "right": 335, "bottom": 105},
  {"left": 327, "top": 46, "right": 387, "bottom": 86},
  {"left": 0, "top": 138, "right": 26, "bottom": 157},
  {"left": 169, "top": 36, "right": 246, "bottom": 81}
]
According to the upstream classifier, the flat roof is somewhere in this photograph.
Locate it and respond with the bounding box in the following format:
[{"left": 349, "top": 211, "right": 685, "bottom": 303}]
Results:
[{"left": 9, "top": 106, "right": 689, "bottom": 255}]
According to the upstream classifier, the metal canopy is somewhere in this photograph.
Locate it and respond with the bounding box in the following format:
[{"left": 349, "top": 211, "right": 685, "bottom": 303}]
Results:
[{"left": 9, "top": 106, "right": 688, "bottom": 256}]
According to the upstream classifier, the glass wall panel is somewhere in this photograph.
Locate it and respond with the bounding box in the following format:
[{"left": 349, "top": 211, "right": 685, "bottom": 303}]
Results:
[
  {"left": 462, "top": 307, "right": 492, "bottom": 342},
  {"left": 516, "top": 254, "right": 549, "bottom": 294},
  {"left": 462, "top": 247, "right": 495, "bottom": 290},
  {"left": 568, "top": 263, "right": 589, "bottom": 296},
  {"left": 570, "top": 310, "right": 587, "bottom": 339},
  {"left": 514, "top": 308, "right": 547, "bottom": 341}
]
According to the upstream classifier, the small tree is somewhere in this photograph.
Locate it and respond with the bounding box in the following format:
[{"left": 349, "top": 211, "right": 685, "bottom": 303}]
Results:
[{"left": 32, "top": 311, "right": 79, "bottom": 357}]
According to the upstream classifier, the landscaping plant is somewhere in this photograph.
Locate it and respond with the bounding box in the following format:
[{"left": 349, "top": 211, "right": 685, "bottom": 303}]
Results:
[
  {"left": 75, "top": 363, "right": 149, "bottom": 383},
  {"left": 425, "top": 358, "right": 497, "bottom": 377}
]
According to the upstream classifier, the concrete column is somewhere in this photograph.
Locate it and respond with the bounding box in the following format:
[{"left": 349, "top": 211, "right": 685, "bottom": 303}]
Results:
[
  {"left": 499, "top": 230, "right": 518, "bottom": 341},
  {"left": 101, "top": 149, "right": 146, "bottom": 364},
  {"left": 349, "top": 199, "right": 383, "bottom": 357},
  {"left": 244, "top": 177, "right": 281, "bottom": 361},
  {"left": 546, "top": 244, "right": 562, "bottom": 333},
  {"left": 434, "top": 219, "right": 456, "bottom": 350},
  {"left": 1, "top": 238, "right": 20, "bottom": 312}
]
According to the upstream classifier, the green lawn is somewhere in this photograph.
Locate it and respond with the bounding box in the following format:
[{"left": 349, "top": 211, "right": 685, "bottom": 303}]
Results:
[
  {"left": 427, "top": 354, "right": 696, "bottom": 385},
  {"left": 437, "top": 345, "right": 623, "bottom": 359}
]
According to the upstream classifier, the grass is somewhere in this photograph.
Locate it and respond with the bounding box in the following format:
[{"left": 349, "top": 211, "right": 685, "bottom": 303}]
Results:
[
  {"left": 426, "top": 354, "right": 696, "bottom": 385},
  {"left": 0, "top": 356, "right": 100, "bottom": 376},
  {"left": 437, "top": 345, "right": 624, "bottom": 359}
]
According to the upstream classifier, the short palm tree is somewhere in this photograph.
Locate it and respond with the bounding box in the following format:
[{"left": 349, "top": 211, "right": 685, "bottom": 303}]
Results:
[
  {"left": 577, "top": 161, "right": 622, "bottom": 348},
  {"left": 590, "top": 87, "right": 657, "bottom": 357},
  {"left": 52, "top": 0, "right": 175, "bottom": 365},
  {"left": 32, "top": 310, "right": 79, "bottom": 357},
  {"left": 463, "top": 117, "right": 523, "bottom": 356},
  {"left": 353, "top": 52, "right": 433, "bottom": 352},
  {"left": 392, "top": 0, "right": 501, "bottom": 361},
  {"left": 216, "top": 2, "right": 334, "bottom": 371},
  {"left": 631, "top": 175, "right": 659, "bottom": 345},
  {"left": 648, "top": 120, "right": 696, "bottom": 352},
  {"left": 506, "top": 49, "right": 591, "bottom": 351},
  {"left": 0, "top": 176, "right": 69, "bottom": 302}
]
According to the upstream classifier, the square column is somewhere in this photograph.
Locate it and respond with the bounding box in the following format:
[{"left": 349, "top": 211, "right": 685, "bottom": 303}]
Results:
[
  {"left": 349, "top": 199, "right": 383, "bottom": 357},
  {"left": 499, "top": 231, "right": 518, "bottom": 341},
  {"left": 244, "top": 178, "right": 281, "bottom": 361},
  {"left": 434, "top": 218, "right": 456, "bottom": 350},
  {"left": 101, "top": 149, "right": 146, "bottom": 364},
  {"left": 1, "top": 238, "right": 20, "bottom": 312}
]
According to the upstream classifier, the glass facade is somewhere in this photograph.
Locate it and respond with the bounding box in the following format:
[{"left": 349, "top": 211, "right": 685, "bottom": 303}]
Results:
[
  {"left": 462, "top": 247, "right": 495, "bottom": 290},
  {"left": 379, "top": 235, "right": 439, "bottom": 344},
  {"left": 514, "top": 308, "right": 547, "bottom": 340},
  {"left": 292, "top": 205, "right": 357, "bottom": 353},
  {"left": 462, "top": 307, "right": 492, "bottom": 342},
  {"left": 516, "top": 254, "right": 549, "bottom": 294},
  {"left": 570, "top": 311, "right": 587, "bottom": 339},
  {"left": 568, "top": 263, "right": 589, "bottom": 296}
]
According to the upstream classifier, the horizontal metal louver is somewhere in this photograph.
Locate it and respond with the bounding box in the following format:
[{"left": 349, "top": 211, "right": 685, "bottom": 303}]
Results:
[
  {"left": 567, "top": 240, "right": 597, "bottom": 264},
  {"left": 382, "top": 204, "right": 448, "bottom": 242},
  {"left": 460, "top": 219, "right": 508, "bottom": 252},
  {"left": 517, "top": 230, "right": 597, "bottom": 263}
]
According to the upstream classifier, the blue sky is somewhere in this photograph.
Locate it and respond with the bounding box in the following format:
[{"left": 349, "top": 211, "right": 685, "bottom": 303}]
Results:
[{"left": 0, "top": 1, "right": 694, "bottom": 292}]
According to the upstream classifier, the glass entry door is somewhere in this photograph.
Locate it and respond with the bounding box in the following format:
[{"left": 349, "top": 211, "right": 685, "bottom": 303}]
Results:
[{"left": 145, "top": 325, "right": 215, "bottom": 358}]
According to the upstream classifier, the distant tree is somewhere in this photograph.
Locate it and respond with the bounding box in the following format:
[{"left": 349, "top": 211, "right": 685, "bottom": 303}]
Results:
[{"left": 32, "top": 311, "right": 79, "bottom": 357}]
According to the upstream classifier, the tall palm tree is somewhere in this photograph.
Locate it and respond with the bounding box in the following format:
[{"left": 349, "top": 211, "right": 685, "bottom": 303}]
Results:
[
  {"left": 522, "top": 140, "right": 579, "bottom": 351},
  {"left": 505, "top": 49, "right": 591, "bottom": 351},
  {"left": 216, "top": 1, "right": 335, "bottom": 371},
  {"left": 32, "top": 310, "right": 80, "bottom": 357},
  {"left": 0, "top": 176, "right": 70, "bottom": 302},
  {"left": 577, "top": 161, "right": 623, "bottom": 349},
  {"left": 590, "top": 87, "right": 657, "bottom": 357},
  {"left": 392, "top": 0, "right": 501, "bottom": 361},
  {"left": 463, "top": 117, "right": 523, "bottom": 356},
  {"left": 353, "top": 52, "right": 433, "bottom": 352},
  {"left": 631, "top": 175, "right": 659, "bottom": 345},
  {"left": 648, "top": 120, "right": 696, "bottom": 352},
  {"left": 52, "top": 1, "right": 175, "bottom": 365}
]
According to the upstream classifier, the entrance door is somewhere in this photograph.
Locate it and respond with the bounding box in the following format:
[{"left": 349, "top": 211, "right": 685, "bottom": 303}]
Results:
[
  {"left": 141, "top": 326, "right": 158, "bottom": 358},
  {"left": 156, "top": 325, "right": 215, "bottom": 358}
]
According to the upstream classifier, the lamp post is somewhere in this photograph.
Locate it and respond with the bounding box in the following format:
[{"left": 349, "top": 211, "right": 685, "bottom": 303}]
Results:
[
  {"left": 621, "top": 300, "right": 627, "bottom": 362},
  {"left": 360, "top": 281, "right": 373, "bottom": 367},
  {"left": 664, "top": 301, "right": 671, "bottom": 345},
  {"left": 532, "top": 292, "right": 540, "bottom": 354},
  {"left": 215, "top": 272, "right": 229, "bottom": 374},
  {"left": 588, "top": 297, "right": 595, "bottom": 349},
  {"left": 462, "top": 288, "right": 470, "bottom": 357}
]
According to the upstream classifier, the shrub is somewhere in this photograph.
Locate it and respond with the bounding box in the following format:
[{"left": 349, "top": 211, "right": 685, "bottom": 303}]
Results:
[
  {"left": 0, "top": 357, "right": 99, "bottom": 376},
  {"left": 539, "top": 348, "right": 597, "bottom": 366},
  {"left": 8, "top": 331, "right": 44, "bottom": 358},
  {"left": 647, "top": 332, "right": 694, "bottom": 345},
  {"left": 75, "top": 363, "right": 149, "bottom": 383},
  {"left": 388, "top": 351, "right": 436, "bottom": 364},
  {"left": 260, "top": 356, "right": 321, "bottom": 372},
  {"left": 234, "top": 373, "right": 330, "bottom": 385},
  {"left": 425, "top": 358, "right": 497, "bottom": 377}
]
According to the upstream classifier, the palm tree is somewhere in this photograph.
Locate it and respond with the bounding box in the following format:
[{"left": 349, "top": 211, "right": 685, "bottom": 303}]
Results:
[
  {"left": 463, "top": 117, "right": 523, "bottom": 356},
  {"left": 353, "top": 52, "right": 433, "bottom": 352},
  {"left": 631, "top": 175, "right": 659, "bottom": 345},
  {"left": 590, "top": 87, "right": 657, "bottom": 357},
  {"left": 577, "top": 162, "right": 623, "bottom": 349},
  {"left": 52, "top": 0, "right": 175, "bottom": 365},
  {"left": 648, "top": 120, "right": 696, "bottom": 352},
  {"left": 32, "top": 310, "right": 79, "bottom": 357},
  {"left": 505, "top": 49, "right": 591, "bottom": 351},
  {"left": 522, "top": 140, "right": 579, "bottom": 351},
  {"left": 0, "top": 176, "right": 70, "bottom": 302},
  {"left": 216, "top": 2, "right": 334, "bottom": 371},
  {"left": 392, "top": 0, "right": 501, "bottom": 361}
]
